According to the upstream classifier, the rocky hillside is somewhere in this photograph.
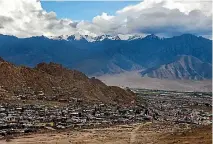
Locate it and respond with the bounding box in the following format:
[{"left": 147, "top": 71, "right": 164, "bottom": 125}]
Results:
[
  {"left": 0, "top": 58, "right": 136, "bottom": 105},
  {"left": 141, "top": 55, "right": 212, "bottom": 80}
]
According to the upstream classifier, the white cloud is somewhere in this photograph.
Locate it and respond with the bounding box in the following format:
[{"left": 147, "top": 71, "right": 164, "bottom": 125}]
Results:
[
  {"left": 0, "top": 0, "right": 212, "bottom": 38},
  {"left": 0, "top": 0, "right": 78, "bottom": 37},
  {"left": 116, "top": 0, "right": 212, "bottom": 16}
]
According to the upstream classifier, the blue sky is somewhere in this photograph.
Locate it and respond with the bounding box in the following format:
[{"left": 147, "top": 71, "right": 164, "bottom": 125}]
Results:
[{"left": 41, "top": 1, "right": 139, "bottom": 21}]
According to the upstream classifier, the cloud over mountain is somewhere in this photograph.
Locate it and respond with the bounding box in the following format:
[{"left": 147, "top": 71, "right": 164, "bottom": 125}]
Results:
[{"left": 0, "top": 0, "right": 211, "bottom": 38}]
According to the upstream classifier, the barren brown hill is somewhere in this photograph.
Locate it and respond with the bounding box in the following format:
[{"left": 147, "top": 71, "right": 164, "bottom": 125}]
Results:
[{"left": 0, "top": 58, "right": 135, "bottom": 105}]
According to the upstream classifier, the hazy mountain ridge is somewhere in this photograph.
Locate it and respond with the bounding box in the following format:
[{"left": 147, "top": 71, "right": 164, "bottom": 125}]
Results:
[
  {"left": 0, "top": 33, "right": 211, "bottom": 80},
  {"left": 141, "top": 55, "right": 212, "bottom": 80}
]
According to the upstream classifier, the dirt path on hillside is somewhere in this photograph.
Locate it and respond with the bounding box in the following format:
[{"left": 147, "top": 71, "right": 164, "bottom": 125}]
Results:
[
  {"left": 130, "top": 122, "right": 152, "bottom": 144},
  {"left": 0, "top": 123, "right": 211, "bottom": 144},
  {"left": 130, "top": 124, "right": 141, "bottom": 144}
]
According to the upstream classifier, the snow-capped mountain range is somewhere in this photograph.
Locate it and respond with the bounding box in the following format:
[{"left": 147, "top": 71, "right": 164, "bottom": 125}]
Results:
[
  {"left": 0, "top": 33, "right": 211, "bottom": 80},
  {"left": 50, "top": 34, "right": 146, "bottom": 42}
]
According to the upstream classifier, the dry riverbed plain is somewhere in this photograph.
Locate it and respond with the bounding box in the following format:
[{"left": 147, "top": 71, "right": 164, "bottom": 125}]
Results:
[{"left": 0, "top": 122, "right": 211, "bottom": 144}]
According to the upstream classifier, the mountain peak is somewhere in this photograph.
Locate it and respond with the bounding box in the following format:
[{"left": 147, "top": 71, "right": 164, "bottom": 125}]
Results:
[
  {"left": 144, "top": 34, "right": 160, "bottom": 40},
  {"left": 114, "top": 35, "right": 121, "bottom": 40},
  {"left": 127, "top": 35, "right": 144, "bottom": 41},
  {"left": 175, "top": 33, "right": 199, "bottom": 40}
]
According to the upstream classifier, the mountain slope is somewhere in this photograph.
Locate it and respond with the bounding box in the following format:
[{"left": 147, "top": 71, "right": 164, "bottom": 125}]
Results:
[
  {"left": 0, "top": 58, "right": 136, "bottom": 105},
  {"left": 0, "top": 34, "right": 211, "bottom": 80},
  {"left": 141, "top": 55, "right": 212, "bottom": 80}
]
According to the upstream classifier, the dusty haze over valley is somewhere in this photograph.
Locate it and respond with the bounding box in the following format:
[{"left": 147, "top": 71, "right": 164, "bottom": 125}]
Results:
[{"left": 98, "top": 71, "right": 212, "bottom": 92}]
